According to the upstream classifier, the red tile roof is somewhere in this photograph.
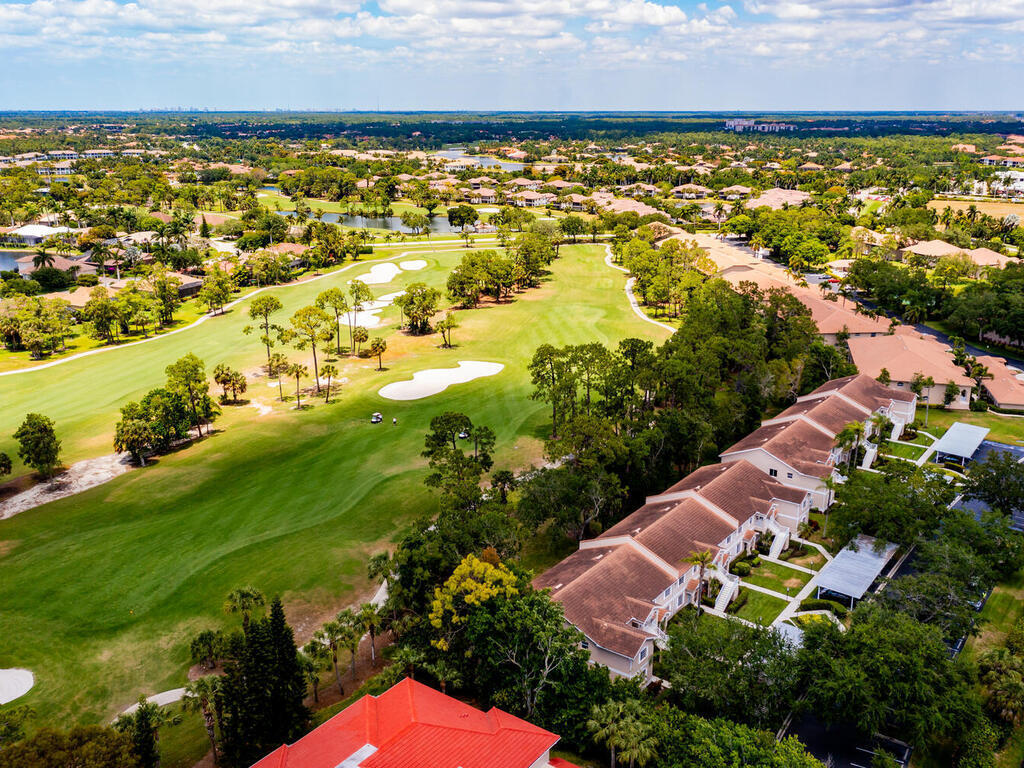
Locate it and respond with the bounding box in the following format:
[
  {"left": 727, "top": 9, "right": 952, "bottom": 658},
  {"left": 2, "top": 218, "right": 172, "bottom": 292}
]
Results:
[{"left": 251, "top": 678, "right": 558, "bottom": 768}]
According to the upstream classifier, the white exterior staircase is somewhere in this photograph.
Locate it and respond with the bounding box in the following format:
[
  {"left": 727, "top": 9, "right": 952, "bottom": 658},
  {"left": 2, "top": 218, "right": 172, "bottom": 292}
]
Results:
[
  {"left": 861, "top": 442, "right": 878, "bottom": 469},
  {"left": 713, "top": 570, "right": 740, "bottom": 613}
]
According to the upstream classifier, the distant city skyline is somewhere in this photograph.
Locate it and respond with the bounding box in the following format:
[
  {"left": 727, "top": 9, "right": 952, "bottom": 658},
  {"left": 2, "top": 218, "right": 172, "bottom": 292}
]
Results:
[{"left": 1, "top": 0, "right": 1023, "bottom": 110}]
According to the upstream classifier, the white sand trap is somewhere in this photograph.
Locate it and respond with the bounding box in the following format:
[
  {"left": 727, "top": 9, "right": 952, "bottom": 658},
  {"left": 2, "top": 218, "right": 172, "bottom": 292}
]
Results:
[
  {"left": 399, "top": 259, "right": 427, "bottom": 271},
  {"left": 1, "top": 453, "right": 134, "bottom": 520},
  {"left": 354, "top": 263, "right": 402, "bottom": 285},
  {"left": 379, "top": 361, "right": 504, "bottom": 401},
  {"left": 0, "top": 669, "right": 34, "bottom": 705},
  {"left": 348, "top": 291, "right": 406, "bottom": 328},
  {"left": 477, "top": 207, "right": 499, "bottom": 213}
]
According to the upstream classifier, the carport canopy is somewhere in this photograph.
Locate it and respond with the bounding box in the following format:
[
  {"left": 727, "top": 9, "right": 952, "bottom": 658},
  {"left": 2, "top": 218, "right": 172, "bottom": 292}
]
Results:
[{"left": 932, "top": 422, "right": 990, "bottom": 462}]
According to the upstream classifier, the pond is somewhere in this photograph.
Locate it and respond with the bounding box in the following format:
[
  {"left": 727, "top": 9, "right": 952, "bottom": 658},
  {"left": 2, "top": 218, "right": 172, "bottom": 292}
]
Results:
[
  {"left": 278, "top": 211, "right": 460, "bottom": 234},
  {"left": 434, "top": 148, "right": 524, "bottom": 171},
  {"left": 0, "top": 250, "right": 26, "bottom": 272}
]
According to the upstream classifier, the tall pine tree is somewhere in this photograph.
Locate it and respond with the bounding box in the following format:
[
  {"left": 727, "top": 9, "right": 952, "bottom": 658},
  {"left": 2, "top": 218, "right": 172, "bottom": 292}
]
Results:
[{"left": 218, "top": 597, "right": 309, "bottom": 767}]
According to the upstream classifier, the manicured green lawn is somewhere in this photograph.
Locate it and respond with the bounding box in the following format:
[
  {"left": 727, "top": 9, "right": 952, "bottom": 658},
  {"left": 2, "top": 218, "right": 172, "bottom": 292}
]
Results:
[
  {"left": 917, "top": 406, "right": 1024, "bottom": 446},
  {"left": 742, "top": 560, "right": 812, "bottom": 593},
  {"left": 0, "top": 244, "right": 667, "bottom": 746},
  {"left": 882, "top": 440, "right": 927, "bottom": 460},
  {"left": 731, "top": 588, "right": 789, "bottom": 625},
  {"left": 0, "top": 296, "right": 207, "bottom": 373}
]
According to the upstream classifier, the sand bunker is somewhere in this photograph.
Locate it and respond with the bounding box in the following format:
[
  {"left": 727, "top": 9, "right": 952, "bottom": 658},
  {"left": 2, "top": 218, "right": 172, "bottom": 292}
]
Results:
[
  {"left": 355, "top": 263, "right": 403, "bottom": 285},
  {"left": 1, "top": 453, "right": 134, "bottom": 520},
  {"left": 399, "top": 260, "right": 427, "bottom": 271},
  {"left": 0, "top": 669, "right": 34, "bottom": 705},
  {"left": 378, "top": 361, "right": 504, "bottom": 400}
]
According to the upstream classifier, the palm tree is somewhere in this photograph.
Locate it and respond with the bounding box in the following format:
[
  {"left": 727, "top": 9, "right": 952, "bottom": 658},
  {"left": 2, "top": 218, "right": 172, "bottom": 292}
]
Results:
[
  {"left": 618, "top": 719, "right": 657, "bottom": 768},
  {"left": 320, "top": 364, "right": 338, "bottom": 403},
  {"left": 358, "top": 603, "right": 382, "bottom": 664},
  {"left": 588, "top": 700, "right": 629, "bottom": 768},
  {"left": 314, "top": 619, "right": 351, "bottom": 696},
  {"left": 287, "top": 362, "right": 308, "bottom": 408},
  {"left": 223, "top": 586, "right": 266, "bottom": 633},
  {"left": 183, "top": 676, "right": 222, "bottom": 763},
  {"left": 32, "top": 251, "right": 55, "bottom": 270},
  {"left": 91, "top": 240, "right": 111, "bottom": 275},
  {"left": 337, "top": 608, "right": 362, "bottom": 680},
  {"left": 713, "top": 201, "right": 726, "bottom": 231},
  {"left": 686, "top": 549, "right": 715, "bottom": 616},
  {"left": 423, "top": 658, "right": 463, "bottom": 694},
  {"left": 835, "top": 421, "right": 865, "bottom": 472}
]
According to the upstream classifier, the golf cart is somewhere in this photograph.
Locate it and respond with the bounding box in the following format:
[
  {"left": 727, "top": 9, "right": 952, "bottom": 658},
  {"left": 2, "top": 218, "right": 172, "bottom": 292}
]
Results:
[{"left": 371, "top": 412, "right": 383, "bottom": 424}]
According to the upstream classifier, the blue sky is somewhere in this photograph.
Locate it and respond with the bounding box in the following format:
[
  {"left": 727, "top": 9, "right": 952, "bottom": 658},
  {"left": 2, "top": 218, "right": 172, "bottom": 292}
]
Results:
[{"left": 1, "top": 0, "right": 1023, "bottom": 110}]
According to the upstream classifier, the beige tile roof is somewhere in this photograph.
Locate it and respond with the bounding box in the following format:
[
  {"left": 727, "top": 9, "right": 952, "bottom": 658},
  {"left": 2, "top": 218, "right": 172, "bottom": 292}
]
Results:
[
  {"left": 722, "top": 419, "right": 836, "bottom": 478},
  {"left": 847, "top": 333, "right": 974, "bottom": 387}
]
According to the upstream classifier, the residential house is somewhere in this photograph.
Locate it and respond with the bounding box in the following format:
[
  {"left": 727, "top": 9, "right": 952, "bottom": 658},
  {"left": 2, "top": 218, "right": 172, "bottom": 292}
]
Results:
[
  {"left": 251, "top": 678, "right": 574, "bottom": 768},
  {"left": 560, "top": 193, "right": 591, "bottom": 212},
  {"left": 14, "top": 254, "right": 96, "bottom": 277},
  {"left": 971, "top": 356, "right": 1024, "bottom": 411},
  {"left": 719, "top": 184, "right": 752, "bottom": 200},
  {"left": 899, "top": 239, "right": 964, "bottom": 262},
  {"left": 745, "top": 188, "right": 811, "bottom": 210},
  {"left": 846, "top": 332, "right": 974, "bottom": 409},
  {"left": 721, "top": 373, "right": 916, "bottom": 507},
  {"left": 671, "top": 184, "right": 711, "bottom": 199},
  {"left": 469, "top": 187, "right": 497, "bottom": 205},
  {"left": 1, "top": 224, "right": 75, "bottom": 246},
  {"left": 512, "top": 191, "right": 554, "bottom": 208},
  {"left": 506, "top": 177, "right": 542, "bottom": 191},
  {"left": 535, "top": 459, "right": 810, "bottom": 680}
]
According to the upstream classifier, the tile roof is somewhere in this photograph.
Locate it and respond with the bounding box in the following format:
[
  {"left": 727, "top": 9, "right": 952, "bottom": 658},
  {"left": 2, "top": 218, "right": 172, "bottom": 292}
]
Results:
[
  {"left": 251, "top": 678, "right": 558, "bottom": 768},
  {"left": 660, "top": 459, "right": 807, "bottom": 519},
  {"left": 534, "top": 545, "right": 672, "bottom": 657},
  {"left": 722, "top": 419, "right": 836, "bottom": 478},
  {"left": 846, "top": 333, "right": 974, "bottom": 387},
  {"left": 806, "top": 372, "right": 916, "bottom": 408}
]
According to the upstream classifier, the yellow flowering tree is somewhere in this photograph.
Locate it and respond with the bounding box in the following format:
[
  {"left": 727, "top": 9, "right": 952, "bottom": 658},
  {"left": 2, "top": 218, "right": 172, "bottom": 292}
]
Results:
[{"left": 428, "top": 553, "right": 518, "bottom": 651}]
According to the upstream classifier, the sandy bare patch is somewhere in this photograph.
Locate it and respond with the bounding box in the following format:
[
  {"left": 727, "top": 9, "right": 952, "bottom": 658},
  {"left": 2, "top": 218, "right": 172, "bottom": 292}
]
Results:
[
  {"left": 399, "top": 259, "right": 427, "bottom": 271},
  {"left": 378, "top": 361, "right": 504, "bottom": 401},
  {"left": 249, "top": 399, "right": 273, "bottom": 416},
  {"left": 0, "top": 669, "right": 34, "bottom": 705},
  {"left": 0, "top": 454, "right": 135, "bottom": 519}
]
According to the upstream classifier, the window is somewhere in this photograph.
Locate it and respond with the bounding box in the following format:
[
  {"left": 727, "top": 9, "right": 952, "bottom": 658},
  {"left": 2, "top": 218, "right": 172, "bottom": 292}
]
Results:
[
  {"left": 639, "top": 647, "right": 648, "bottom": 661},
  {"left": 769, "top": 468, "right": 778, "bottom": 478},
  {"left": 581, "top": 640, "right": 589, "bottom": 649},
  {"left": 786, "top": 472, "right": 793, "bottom": 479},
  {"left": 897, "top": 382, "right": 904, "bottom": 387}
]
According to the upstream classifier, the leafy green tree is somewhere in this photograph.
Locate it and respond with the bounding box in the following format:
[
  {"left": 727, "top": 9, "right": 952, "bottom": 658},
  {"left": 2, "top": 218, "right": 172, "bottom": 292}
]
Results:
[
  {"left": 395, "top": 282, "right": 441, "bottom": 334},
  {"left": 358, "top": 603, "right": 382, "bottom": 664},
  {"left": 0, "top": 725, "right": 140, "bottom": 768},
  {"left": 243, "top": 295, "right": 283, "bottom": 362},
  {"left": 314, "top": 287, "right": 348, "bottom": 355},
  {"left": 0, "top": 707, "right": 33, "bottom": 749},
  {"left": 662, "top": 610, "right": 800, "bottom": 728},
  {"left": 435, "top": 311, "right": 459, "bottom": 348},
  {"left": 967, "top": 451, "right": 1024, "bottom": 517},
  {"left": 165, "top": 354, "right": 216, "bottom": 437},
  {"left": 287, "top": 306, "right": 332, "bottom": 392},
  {"left": 14, "top": 412, "right": 61, "bottom": 479},
  {"left": 346, "top": 280, "right": 373, "bottom": 351},
  {"left": 190, "top": 629, "right": 224, "bottom": 671},
  {"left": 313, "top": 618, "right": 354, "bottom": 696},
  {"left": 798, "top": 603, "right": 980, "bottom": 749},
  {"left": 558, "top": 214, "right": 585, "bottom": 243},
  {"left": 114, "top": 412, "right": 155, "bottom": 466},
  {"left": 114, "top": 696, "right": 181, "bottom": 768},
  {"left": 352, "top": 325, "right": 369, "bottom": 356},
  {"left": 830, "top": 462, "right": 956, "bottom": 547}
]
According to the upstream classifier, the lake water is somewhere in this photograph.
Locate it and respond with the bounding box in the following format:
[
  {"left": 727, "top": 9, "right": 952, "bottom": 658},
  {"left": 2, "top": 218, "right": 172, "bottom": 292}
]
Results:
[
  {"left": 279, "top": 211, "right": 460, "bottom": 234},
  {"left": 434, "top": 148, "right": 524, "bottom": 171},
  {"left": 0, "top": 250, "right": 25, "bottom": 272}
]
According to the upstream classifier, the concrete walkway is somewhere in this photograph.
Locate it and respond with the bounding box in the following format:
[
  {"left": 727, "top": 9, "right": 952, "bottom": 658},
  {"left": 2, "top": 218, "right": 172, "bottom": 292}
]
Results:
[
  {"left": 603, "top": 245, "right": 676, "bottom": 334},
  {"left": 759, "top": 555, "right": 817, "bottom": 575},
  {"left": 120, "top": 687, "right": 187, "bottom": 716}
]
